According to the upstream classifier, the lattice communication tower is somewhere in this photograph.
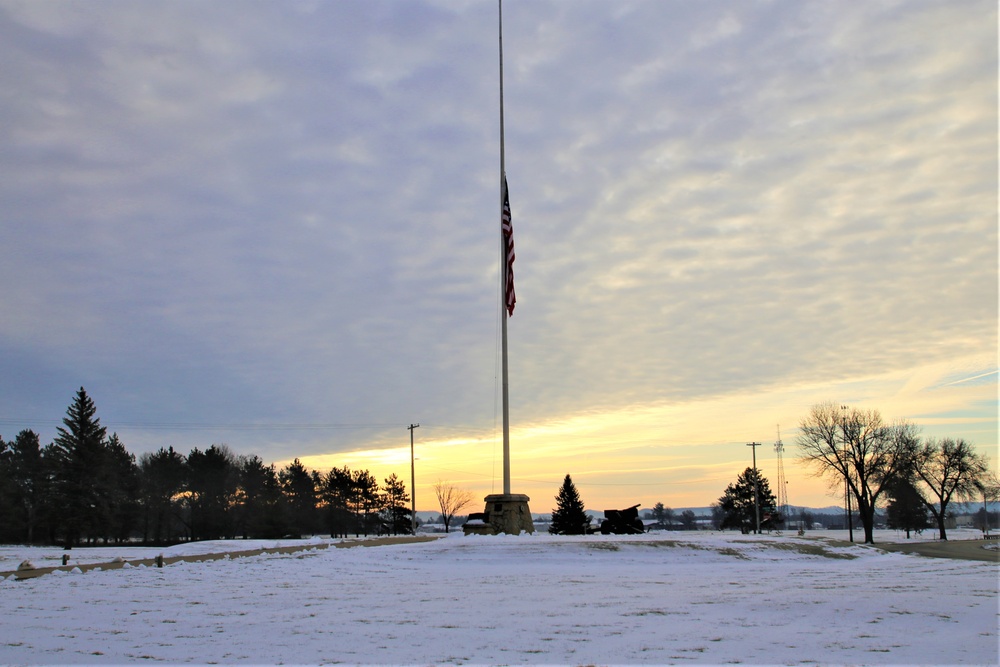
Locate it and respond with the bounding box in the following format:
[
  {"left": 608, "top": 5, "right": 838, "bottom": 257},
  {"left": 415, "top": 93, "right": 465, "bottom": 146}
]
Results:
[{"left": 774, "top": 425, "right": 789, "bottom": 520}]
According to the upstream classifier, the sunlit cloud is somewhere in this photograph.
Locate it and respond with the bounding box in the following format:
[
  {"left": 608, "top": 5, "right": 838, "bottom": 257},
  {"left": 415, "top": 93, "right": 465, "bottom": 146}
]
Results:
[{"left": 288, "top": 353, "right": 997, "bottom": 512}]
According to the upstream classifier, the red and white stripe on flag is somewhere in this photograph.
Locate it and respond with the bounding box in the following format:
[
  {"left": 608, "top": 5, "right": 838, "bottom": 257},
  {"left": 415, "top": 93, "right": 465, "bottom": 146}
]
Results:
[{"left": 502, "top": 176, "right": 515, "bottom": 316}]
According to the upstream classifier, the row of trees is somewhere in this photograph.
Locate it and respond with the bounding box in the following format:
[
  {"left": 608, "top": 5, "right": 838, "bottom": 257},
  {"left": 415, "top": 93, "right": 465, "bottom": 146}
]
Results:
[
  {"left": 798, "top": 402, "right": 997, "bottom": 543},
  {"left": 5, "top": 393, "right": 993, "bottom": 545},
  {"left": 549, "top": 404, "right": 996, "bottom": 543},
  {"left": 549, "top": 461, "right": 994, "bottom": 539},
  {"left": 710, "top": 403, "right": 997, "bottom": 543},
  {"left": 0, "top": 388, "right": 413, "bottom": 546}
]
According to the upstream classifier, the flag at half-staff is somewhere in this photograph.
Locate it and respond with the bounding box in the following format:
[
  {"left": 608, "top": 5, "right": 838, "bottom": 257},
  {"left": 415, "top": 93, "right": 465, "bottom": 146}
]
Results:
[
  {"left": 502, "top": 176, "right": 515, "bottom": 316},
  {"left": 462, "top": 0, "right": 534, "bottom": 536}
]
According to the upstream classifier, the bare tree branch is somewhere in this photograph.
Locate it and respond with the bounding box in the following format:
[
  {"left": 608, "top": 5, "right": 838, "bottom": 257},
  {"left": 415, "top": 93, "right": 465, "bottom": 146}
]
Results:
[
  {"left": 433, "top": 481, "right": 475, "bottom": 533},
  {"left": 911, "top": 438, "right": 991, "bottom": 540},
  {"left": 797, "top": 402, "right": 916, "bottom": 544}
]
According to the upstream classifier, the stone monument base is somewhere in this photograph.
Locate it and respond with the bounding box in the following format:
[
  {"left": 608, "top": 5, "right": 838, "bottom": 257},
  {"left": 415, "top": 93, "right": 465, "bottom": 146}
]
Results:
[{"left": 463, "top": 493, "right": 534, "bottom": 535}]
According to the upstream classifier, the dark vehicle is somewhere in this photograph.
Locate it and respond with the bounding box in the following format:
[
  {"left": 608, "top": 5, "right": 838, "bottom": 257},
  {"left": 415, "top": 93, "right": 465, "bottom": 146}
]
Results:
[{"left": 600, "top": 504, "right": 645, "bottom": 534}]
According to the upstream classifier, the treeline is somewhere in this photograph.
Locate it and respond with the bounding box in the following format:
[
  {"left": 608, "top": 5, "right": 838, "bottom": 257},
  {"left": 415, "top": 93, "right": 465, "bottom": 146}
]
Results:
[{"left": 0, "top": 388, "right": 412, "bottom": 546}]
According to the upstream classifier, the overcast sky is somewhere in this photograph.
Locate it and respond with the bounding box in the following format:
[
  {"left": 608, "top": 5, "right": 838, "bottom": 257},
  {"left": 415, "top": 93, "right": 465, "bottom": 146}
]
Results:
[{"left": 2, "top": 0, "right": 996, "bottom": 510}]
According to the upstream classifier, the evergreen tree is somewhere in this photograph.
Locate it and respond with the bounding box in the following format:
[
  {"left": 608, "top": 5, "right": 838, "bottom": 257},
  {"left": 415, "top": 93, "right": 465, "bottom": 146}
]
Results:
[
  {"left": 651, "top": 502, "right": 674, "bottom": 529},
  {"left": 549, "top": 474, "right": 590, "bottom": 535},
  {"left": 712, "top": 503, "right": 726, "bottom": 530},
  {"left": 717, "top": 467, "right": 779, "bottom": 534},
  {"left": 1, "top": 430, "right": 45, "bottom": 543},
  {"left": 139, "top": 446, "right": 188, "bottom": 544},
  {"left": 103, "top": 433, "right": 140, "bottom": 543},
  {"left": 47, "top": 387, "right": 108, "bottom": 545},
  {"left": 186, "top": 444, "right": 238, "bottom": 540},
  {"left": 353, "top": 469, "right": 381, "bottom": 536},
  {"left": 0, "top": 435, "right": 13, "bottom": 542},
  {"left": 972, "top": 507, "right": 999, "bottom": 534},
  {"left": 235, "top": 455, "right": 283, "bottom": 539},
  {"left": 885, "top": 477, "right": 930, "bottom": 538},
  {"left": 380, "top": 473, "right": 412, "bottom": 535},
  {"left": 323, "top": 466, "right": 355, "bottom": 538},
  {"left": 280, "top": 458, "right": 318, "bottom": 537}
]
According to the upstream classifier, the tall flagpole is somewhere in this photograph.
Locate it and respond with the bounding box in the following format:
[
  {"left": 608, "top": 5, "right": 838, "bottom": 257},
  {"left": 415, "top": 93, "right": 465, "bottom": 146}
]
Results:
[
  {"left": 463, "top": 0, "right": 531, "bottom": 536},
  {"left": 499, "top": 0, "right": 511, "bottom": 497}
]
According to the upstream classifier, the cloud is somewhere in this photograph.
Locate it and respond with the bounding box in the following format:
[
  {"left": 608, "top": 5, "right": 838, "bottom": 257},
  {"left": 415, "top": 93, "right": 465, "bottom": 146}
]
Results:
[
  {"left": 0, "top": 0, "right": 995, "bottom": 505},
  {"left": 500, "top": 0, "right": 996, "bottom": 417}
]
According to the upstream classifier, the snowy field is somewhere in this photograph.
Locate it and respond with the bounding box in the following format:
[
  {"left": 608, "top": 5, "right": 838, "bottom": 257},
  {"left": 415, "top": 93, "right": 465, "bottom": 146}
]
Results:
[{"left": 1, "top": 530, "right": 997, "bottom": 665}]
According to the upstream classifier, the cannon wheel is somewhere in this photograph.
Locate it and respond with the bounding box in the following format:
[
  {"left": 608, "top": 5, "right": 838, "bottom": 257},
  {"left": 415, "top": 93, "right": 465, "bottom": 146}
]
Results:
[
  {"left": 631, "top": 518, "right": 645, "bottom": 534},
  {"left": 600, "top": 520, "right": 612, "bottom": 535}
]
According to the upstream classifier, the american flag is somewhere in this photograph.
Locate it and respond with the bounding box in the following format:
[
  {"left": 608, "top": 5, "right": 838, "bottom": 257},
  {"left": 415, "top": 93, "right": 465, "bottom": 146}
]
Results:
[{"left": 502, "top": 176, "right": 515, "bottom": 316}]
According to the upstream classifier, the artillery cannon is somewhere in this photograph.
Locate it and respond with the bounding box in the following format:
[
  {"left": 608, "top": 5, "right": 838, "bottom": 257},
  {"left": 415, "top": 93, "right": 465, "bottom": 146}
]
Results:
[{"left": 599, "top": 504, "right": 645, "bottom": 534}]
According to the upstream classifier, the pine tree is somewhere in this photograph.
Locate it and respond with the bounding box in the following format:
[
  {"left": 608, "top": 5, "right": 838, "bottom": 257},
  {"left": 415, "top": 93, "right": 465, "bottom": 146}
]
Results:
[
  {"left": 549, "top": 474, "right": 590, "bottom": 535},
  {"left": 234, "top": 454, "right": 283, "bottom": 539},
  {"left": 139, "top": 446, "right": 188, "bottom": 544},
  {"left": 885, "top": 477, "right": 930, "bottom": 538},
  {"left": 186, "top": 444, "right": 237, "bottom": 540},
  {"left": 103, "top": 432, "right": 140, "bottom": 543},
  {"left": 353, "top": 469, "right": 382, "bottom": 536},
  {"left": 717, "top": 467, "right": 779, "bottom": 534},
  {"left": 651, "top": 502, "right": 674, "bottom": 529},
  {"left": 2, "top": 430, "right": 44, "bottom": 543},
  {"left": 323, "top": 466, "right": 355, "bottom": 538},
  {"left": 381, "top": 473, "right": 412, "bottom": 535},
  {"left": 48, "top": 387, "right": 108, "bottom": 545},
  {"left": 0, "top": 435, "right": 13, "bottom": 542},
  {"left": 280, "top": 458, "right": 318, "bottom": 538}
]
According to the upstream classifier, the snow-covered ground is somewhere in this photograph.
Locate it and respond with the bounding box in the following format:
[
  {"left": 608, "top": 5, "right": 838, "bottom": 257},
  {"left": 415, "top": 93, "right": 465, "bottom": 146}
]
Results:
[{"left": 1, "top": 530, "right": 996, "bottom": 665}]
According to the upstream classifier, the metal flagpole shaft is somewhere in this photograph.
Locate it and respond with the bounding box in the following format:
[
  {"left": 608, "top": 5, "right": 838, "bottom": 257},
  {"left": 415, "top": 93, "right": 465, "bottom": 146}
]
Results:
[
  {"left": 499, "top": 0, "right": 510, "bottom": 496},
  {"left": 499, "top": 0, "right": 506, "bottom": 174}
]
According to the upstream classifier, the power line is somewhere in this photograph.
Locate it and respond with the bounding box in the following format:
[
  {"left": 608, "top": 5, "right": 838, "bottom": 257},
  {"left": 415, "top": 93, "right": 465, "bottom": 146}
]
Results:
[{"left": 0, "top": 418, "right": 405, "bottom": 432}]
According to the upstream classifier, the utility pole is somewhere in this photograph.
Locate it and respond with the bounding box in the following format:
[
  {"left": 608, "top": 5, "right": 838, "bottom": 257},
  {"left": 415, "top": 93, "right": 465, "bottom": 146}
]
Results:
[
  {"left": 408, "top": 423, "right": 419, "bottom": 534},
  {"left": 747, "top": 442, "right": 762, "bottom": 534},
  {"left": 982, "top": 489, "right": 990, "bottom": 536},
  {"left": 841, "top": 405, "right": 854, "bottom": 543}
]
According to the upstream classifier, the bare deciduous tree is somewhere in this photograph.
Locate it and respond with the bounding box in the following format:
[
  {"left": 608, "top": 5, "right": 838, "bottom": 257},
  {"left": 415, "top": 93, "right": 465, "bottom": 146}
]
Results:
[
  {"left": 797, "top": 402, "right": 918, "bottom": 544},
  {"left": 433, "top": 481, "right": 475, "bottom": 533},
  {"left": 910, "top": 438, "right": 991, "bottom": 540}
]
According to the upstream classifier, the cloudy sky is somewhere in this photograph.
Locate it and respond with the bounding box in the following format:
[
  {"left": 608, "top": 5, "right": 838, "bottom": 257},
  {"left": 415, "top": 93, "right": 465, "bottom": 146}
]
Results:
[{"left": 2, "top": 0, "right": 996, "bottom": 511}]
